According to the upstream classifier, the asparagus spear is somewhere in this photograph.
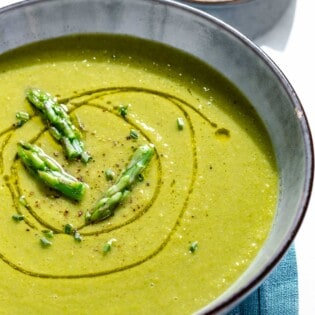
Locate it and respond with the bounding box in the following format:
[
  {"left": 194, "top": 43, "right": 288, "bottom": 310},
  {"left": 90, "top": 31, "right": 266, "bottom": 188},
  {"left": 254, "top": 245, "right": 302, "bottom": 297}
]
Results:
[
  {"left": 86, "top": 144, "right": 154, "bottom": 224},
  {"left": 17, "top": 141, "right": 87, "bottom": 201},
  {"left": 26, "top": 88, "right": 91, "bottom": 163}
]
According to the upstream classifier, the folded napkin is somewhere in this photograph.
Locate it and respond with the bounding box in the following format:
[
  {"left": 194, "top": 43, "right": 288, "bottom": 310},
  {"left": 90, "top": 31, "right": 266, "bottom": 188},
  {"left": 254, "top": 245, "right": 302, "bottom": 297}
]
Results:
[{"left": 228, "top": 245, "right": 298, "bottom": 315}]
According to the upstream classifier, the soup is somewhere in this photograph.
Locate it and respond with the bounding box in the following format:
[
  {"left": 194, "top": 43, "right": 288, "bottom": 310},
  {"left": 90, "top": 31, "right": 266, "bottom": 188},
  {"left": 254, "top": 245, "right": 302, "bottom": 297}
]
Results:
[{"left": 0, "top": 35, "right": 277, "bottom": 314}]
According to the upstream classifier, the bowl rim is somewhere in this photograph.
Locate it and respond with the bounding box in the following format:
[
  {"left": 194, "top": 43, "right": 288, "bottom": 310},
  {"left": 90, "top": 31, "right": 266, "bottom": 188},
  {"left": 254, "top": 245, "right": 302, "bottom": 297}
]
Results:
[
  {"left": 0, "top": 0, "right": 314, "bottom": 313},
  {"left": 179, "top": 0, "right": 251, "bottom": 5},
  {"left": 167, "top": 1, "right": 313, "bottom": 313},
  {"left": 165, "top": 2, "right": 314, "bottom": 313}
]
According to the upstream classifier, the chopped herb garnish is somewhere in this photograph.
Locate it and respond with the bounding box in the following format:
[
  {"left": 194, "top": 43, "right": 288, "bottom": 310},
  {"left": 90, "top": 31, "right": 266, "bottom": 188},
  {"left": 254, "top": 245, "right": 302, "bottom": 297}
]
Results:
[
  {"left": 42, "top": 229, "right": 54, "bottom": 238},
  {"left": 16, "top": 111, "right": 30, "bottom": 120},
  {"left": 137, "top": 173, "right": 144, "bottom": 182},
  {"left": 103, "top": 238, "right": 116, "bottom": 254},
  {"left": 189, "top": 241, "right": 198, "bottom": 253},
  {"left": 85, "top": 211, "right": 92, "bottom": 222},
  {"left": 105, "top": 169, "right": 115, "bottom": 181},
  {"left": 177, "top": 117, "right": 184, "bottom": 130},
  {"left": 129, "top": 129, "right": 138, "bottom": 139},
  {"left": 74, "top": 231, "right": 82, "bottom": 242},
  {"left": 64, "top": 223, "right": 73, "bottom": 235},
  {"left": 15, "top": 111, "right": 30, "bottom": 127},
  {"left": 103, "top": 243, "right": 111, "bottom": 254},
  {"left": 12, "top": 214, "right": 24, "bottom": 222},
  {"left": 119, "top": 105, "right": 128, "bottom": 118},
  {"left": 40, "top": 237, "right": 52, "bottom": 247},
  {"left": 19, "top": 195, "right": 27, "bottom": 206}
]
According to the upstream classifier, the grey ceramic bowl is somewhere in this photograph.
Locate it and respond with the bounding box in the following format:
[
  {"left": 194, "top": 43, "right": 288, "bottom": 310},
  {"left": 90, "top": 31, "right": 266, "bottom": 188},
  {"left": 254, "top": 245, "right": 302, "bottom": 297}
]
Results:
[{"left": 0, "top": 0, "right": 313, "bottom": 314}]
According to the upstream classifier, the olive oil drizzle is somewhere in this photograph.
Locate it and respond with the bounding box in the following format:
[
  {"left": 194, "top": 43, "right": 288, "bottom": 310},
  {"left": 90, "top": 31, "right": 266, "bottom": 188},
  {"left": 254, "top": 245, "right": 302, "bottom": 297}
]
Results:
[
  {"left": 75, "top": 103, "right": 163, "bottom": 235},
  {"left": 60, "top": 86, "right": 218, "bottom": 129},
  {"left": 0, "top": 132, "right": 12, "bottom": 174},
  {"left": 0, "top": 86, "right": 217, "bottom": 279}
]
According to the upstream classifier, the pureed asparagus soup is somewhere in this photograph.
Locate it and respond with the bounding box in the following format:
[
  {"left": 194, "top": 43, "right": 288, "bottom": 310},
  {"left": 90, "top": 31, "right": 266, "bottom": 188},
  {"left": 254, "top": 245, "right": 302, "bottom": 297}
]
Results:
[{"left": 0, "top": 35, "right": 278, "bottom": 314}]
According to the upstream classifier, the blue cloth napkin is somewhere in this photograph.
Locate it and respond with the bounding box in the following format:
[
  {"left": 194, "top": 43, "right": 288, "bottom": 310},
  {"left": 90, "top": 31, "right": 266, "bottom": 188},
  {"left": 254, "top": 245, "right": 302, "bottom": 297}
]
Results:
[{"left": 228, "top": 245, "right": 298, "bottom": 315}]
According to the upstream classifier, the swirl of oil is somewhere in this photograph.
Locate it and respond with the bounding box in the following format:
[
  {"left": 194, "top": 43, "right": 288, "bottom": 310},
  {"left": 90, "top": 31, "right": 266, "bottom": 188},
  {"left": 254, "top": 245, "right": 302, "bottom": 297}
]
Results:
[
  {"left": 0, "top": 86, "right": 220, "bottom": 279},
  {"left": 12, "top": 107, "right": 162, "bottom": 235}
]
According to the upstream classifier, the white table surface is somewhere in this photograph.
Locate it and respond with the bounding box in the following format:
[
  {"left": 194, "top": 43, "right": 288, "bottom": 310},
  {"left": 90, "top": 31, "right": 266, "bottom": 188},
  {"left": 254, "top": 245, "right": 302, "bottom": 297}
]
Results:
[{"left": 1, "top": 0, "right": 314, "bottom": 314}]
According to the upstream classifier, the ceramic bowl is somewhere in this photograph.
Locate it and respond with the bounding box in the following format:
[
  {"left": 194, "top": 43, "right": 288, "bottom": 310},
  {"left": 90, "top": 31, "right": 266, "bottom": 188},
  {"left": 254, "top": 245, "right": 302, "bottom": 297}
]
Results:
[{"left": 0, "top": 0, "right": 313, "bottom": 314}]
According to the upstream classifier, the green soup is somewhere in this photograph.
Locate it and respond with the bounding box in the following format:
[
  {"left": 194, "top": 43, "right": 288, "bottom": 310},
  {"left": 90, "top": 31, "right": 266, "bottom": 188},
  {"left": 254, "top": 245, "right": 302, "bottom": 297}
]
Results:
[{"left": 0, "top": 35, "right": 278, "bottom": 314}]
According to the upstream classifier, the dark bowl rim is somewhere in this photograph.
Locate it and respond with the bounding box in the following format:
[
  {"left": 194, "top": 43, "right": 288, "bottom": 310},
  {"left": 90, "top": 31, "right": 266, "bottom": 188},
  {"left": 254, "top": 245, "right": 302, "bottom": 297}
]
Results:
[
  {"left": 179, "top": 0, "right": 252, "bottom": 6},
  {"left": 164, "top": 1, "right": 314, "bottom": 313},
  {"left": 0, "top": 0, "right": 314, "bottom": 314}
]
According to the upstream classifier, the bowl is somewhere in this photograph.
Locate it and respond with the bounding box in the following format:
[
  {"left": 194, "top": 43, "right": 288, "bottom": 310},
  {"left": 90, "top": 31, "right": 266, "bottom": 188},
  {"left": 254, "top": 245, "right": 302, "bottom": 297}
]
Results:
[{"left": 0, "top": 0, "right": 313, "bottom": 314}]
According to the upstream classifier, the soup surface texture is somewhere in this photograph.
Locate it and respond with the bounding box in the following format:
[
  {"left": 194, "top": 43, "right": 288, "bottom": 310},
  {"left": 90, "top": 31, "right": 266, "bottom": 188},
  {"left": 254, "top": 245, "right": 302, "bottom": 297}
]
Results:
[{"left": 0, "top": 35, "right": 278, "bottom": 314}]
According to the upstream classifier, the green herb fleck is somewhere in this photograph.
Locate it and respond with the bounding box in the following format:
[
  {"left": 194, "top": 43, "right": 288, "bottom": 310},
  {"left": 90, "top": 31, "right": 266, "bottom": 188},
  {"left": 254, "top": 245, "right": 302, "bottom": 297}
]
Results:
[
  {"left": 103, "top": 243, "right": 111, "bottom": 254},
  {"left": 12, "top": 214, "right": 24, "bottom": 222},
  {"left": 74, "top": 231, "right": 82, "bottom": 242},
  {"left": 189, "top": 241, "right": 198, "bottom": 253},
  {"left": 103, "top": 238, "right": 116, "bottom": 254},
  {"left": 85, "top": 211, "right": 92, "bottom": 222},
  {"left": 15, "top": 111, "right": 30, "bottom": 127},
  {"left": 105, "top": 169, "right": 115, "bottom": 181},
  {"left": 129, "top": 129, "right": 138, "bottom": 139},
  {"left": 39, "top": 237, "right": 52, "bottom": 247},
  {"left": 40, "top": 237, "right": 52, "bottom": 247},
  {"left": 177, "top": 117, "right": 184, "bottom": 130},
  {"left": 64, "top": 223, "right": 73, "bottom": 235},
  {"left": 119, "top": 105, "right": 128, "bottom": 118},
  {"left": 19, "top": 195, "right": 27, "bottom": 206},
  {"left": 42, "top": 230, "right": 54, "bottom": 238}
]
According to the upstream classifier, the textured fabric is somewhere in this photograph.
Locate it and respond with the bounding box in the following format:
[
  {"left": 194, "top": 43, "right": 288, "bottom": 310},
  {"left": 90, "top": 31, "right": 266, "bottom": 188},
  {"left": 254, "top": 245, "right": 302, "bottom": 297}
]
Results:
[{"left": 228, "top": 245, "right": 298, "bottom": 315}]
